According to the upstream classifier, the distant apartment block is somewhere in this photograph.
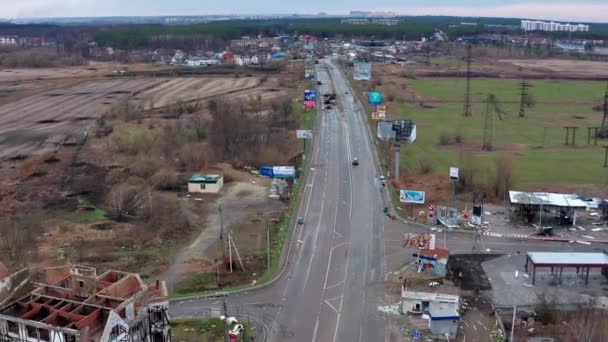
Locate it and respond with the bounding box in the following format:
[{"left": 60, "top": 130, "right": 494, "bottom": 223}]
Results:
[
  {"left": 0, "top": 265, "right": 170, "bottom": 342},
  {"left": 521, "top": 20, "right": 589, "bottom": 32},
  {"left": 348, "top": 10, "right": 397, "bottom": 18},
  {"left": 341, "top": 18, "right": 400, "bottom": 26},
  {"left": 0, "top": 36, "right": 18, "bottom": 46}
]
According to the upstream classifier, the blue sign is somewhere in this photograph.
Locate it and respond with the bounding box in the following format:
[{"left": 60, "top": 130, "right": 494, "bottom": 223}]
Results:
[
  {"left": 368, "top": 91, "right": 382, "bottom": 105},
  {"left": 271, "top": 53, "right": 285, "bottom": 59},
  {"left": 260, "top": 166, "right": 274, "bottom": 178},
  {"left": 400, "top": 190, "right": 426, "bottom": 204},
  {"left": 304, "top": 90, "right": 317, "bottom": 101},
  {"left": 411, "top": 332, "right": 422, "bottom": 339}
]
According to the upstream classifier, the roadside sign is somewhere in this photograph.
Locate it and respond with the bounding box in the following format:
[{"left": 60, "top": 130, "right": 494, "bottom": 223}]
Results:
[
  {"left": 297, "top": 130, "right": 313, "bottom": 139},
  {"left": 449, "top": 167, "right": 459, "bottom": 181},
  {"left": 411, "top": 331, "right": 422, "bottom": 339},
  {"left": 400, "top": 190, "right": 425, "bottom": 204},
  {"left": 427, "top": 203, "right": 436, "bottom": 224},
  {"left": 403, "top": 233, "right": 435, "bottom": 249},
  {"left": 368, "top": 91, "right": 382, "bottom": 105},
  {"left": 371, "top": 105, "right": 386, "bottom": 120}
]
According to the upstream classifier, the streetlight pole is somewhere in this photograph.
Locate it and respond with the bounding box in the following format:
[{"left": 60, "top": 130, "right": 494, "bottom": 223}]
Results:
[{"left": 267, "top": 218, "right": 271, "bottom": 272}]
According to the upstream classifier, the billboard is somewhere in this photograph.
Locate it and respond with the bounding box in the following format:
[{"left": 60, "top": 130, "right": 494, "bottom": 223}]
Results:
[
  {"left": 304, "top": 67, "right": 315, "bottom": 79},
  {"left": 353, "top": 61, "right": 372, "bottom": 81},
  {"left": 368, "top": 92, "right": 382, "bottom": 105},
  {"left": 371, "top": 105, "right": 386, "bottom": 120},
  {"left": 403, "top": 233, "right": 436, "bottom": 249},
  {"left": 297, "top": 130, "right": 313, "bottom": 139},
  {"left": 304, "top": 90, "right": 317, "bottom": 101},
  {"left": 273, "top": 166, "right": 296, "bottom": 179},
  {"left": 303, "top": 90, "right": 317, "bottom": 109},
  {"left": 400, "top": 190, "right": 426, "bottom": 204}
]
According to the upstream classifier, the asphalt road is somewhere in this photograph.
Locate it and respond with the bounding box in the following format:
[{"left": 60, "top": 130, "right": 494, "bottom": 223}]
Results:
[
  {"left": 171, "top": 59, "right": 388, "bottom": 342},
  {"left": 169, "top": 59, "right": 602, "bottom": 341}
]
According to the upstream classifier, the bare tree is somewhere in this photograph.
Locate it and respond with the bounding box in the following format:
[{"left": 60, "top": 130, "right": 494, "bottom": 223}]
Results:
[{"left": 0, "top": 213, "right": 43, "bottom": 265}]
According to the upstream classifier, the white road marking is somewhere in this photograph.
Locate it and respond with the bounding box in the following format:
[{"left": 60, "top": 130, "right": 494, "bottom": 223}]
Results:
[
  {"left": 323, "top": 242, "right": 345, "bottom": 289},
  {"left": 324, "top": 296, "right": 341, "bottom": 314},
  {"left": 312, "top": 319, "right": 320, "bottom": 342}
]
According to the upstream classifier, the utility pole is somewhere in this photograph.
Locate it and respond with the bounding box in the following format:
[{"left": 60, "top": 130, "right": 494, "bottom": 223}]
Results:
[
  {"left": 223, "top": 297, "right": 230, "bottom": 342},
  {"left": 267, "top": 218, "right": 271, "bottom": 272},
  {"left": 228, "top": 233, "right": 233, "bottom": 273},
  {"left": 463, "top": 43, "right": 472, "bottom": 117},
  {"left": 510, "top": 305, "right": 517, "bottom": 342},
  {"left": 219, "top": 205, "right": 224, "bottom": 241}
]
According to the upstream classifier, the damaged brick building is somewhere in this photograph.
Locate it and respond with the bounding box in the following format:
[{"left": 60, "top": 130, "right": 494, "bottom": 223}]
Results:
[{"left": 0, "top": 265, "right": 170, "bottom": 342}]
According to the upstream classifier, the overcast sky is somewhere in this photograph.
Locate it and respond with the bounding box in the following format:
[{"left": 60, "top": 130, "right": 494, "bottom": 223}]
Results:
[{"left": 1, "top": 0, "right": 607, "bottom": 22}]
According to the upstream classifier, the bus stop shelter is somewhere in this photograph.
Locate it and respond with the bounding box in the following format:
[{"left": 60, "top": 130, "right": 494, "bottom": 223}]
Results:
[{"left": 525, "top": 252, "right": 608, "bottom": 285}]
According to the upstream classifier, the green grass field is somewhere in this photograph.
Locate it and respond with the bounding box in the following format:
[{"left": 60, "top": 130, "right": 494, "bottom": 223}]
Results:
[{"left": 393, "top": 77, "right": 608, "bottom": 186}]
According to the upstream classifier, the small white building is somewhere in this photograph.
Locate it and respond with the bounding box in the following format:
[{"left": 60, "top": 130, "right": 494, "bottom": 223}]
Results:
[
  {"left": 402, "top": 289, "right": 460, "bottom": 337},
  {"left": 188, "top": 173, "right": 224, "bottom": 194}
]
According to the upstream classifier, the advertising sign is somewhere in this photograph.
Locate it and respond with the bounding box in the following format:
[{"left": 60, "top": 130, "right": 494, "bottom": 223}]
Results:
[
  {"left": 353, "top": 61, "right": 372, "bottom": 81},
  {"left": 400, "top": 190, "right": 425, "bottom": 204},
  {"left": 273, "top": 166, "right": 296, "bottom": 179},
  {"left": 303, "top": 89, "right": 317, "bottom": 101},
  {"left": 297, "top": 130, "right": 313, "bottom": 139},
  {"left": 403, "top": 233, "right": 436, "bottom": 249},
  {"left": 371, "top": 105, "right": 386, "bottom": 120},
  {"left": 449, "top": 167, "right": 459, "bottom": 181},
  {"left": 303, "top": 90, "right": 317, "bottom": 109},
  {"left": 303, "top": 100, "right": 316, "bottom": 109},
  {"left": 368, "top": 92, "right": 382, "bottom": 105}
]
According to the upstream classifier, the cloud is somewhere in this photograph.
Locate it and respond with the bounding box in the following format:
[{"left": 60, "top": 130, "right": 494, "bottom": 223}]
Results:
[
  {"left": 383, "top": 3, "right": 608, "bottom": 23},
  {"left": 0, "top": 0, "right": 87, "bottom": 18}
]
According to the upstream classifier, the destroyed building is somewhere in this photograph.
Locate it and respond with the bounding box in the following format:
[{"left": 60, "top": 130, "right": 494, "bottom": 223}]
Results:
[{"left": 0, "top": 265, "right": 170, "bottom": 342}]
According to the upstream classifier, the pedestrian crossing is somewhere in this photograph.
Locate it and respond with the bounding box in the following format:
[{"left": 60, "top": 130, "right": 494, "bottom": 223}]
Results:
[{"left": 482, "top": 231, "right": 530, "bottom": 239}]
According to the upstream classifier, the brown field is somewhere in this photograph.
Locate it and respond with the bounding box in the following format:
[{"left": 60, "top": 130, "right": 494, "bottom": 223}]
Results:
[
  {"left": 0, "top": 62, "right": 165, "bottom": 82},
  {"left": 0, "top": 75, "right": 283, "bottom": 161},
  {"left": 381, "top": 58, "right": 608, "bottom": 80},
  {"left": 134, "top": 76, "right": 260, "bottom": 109},
  {"left": 500, "top": 59, "right": 608, "bottom": 77},
  {"left": 0, "top": 78, "right": 165, "bottom": 160}
]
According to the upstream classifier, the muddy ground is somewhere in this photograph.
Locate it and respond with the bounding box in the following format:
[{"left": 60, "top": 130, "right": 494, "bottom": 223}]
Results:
[
  {"left": 164, "top": 175, "right": 284, "bottom": 289},
  {"left": 0, "top": 61, "right": 301, "bottom": 283}
]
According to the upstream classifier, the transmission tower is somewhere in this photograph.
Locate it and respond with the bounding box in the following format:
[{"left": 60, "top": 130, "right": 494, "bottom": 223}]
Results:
[
  {"left": 518, "top": 79, "right": 533, "bottom": 118},
  {"left": 462, "top": 44, "right": 472, "bottom": 117},
  {"left": 601, "top": 83, "right": 608, "bottom": 132},
  {"left": 482, "top": 94, "right": 505, "bottom": 151}
]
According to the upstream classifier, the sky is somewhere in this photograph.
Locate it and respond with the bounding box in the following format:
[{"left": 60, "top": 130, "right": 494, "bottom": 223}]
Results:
[{"left": 1, "top": 0, "right": 608, "bottom": 23}]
